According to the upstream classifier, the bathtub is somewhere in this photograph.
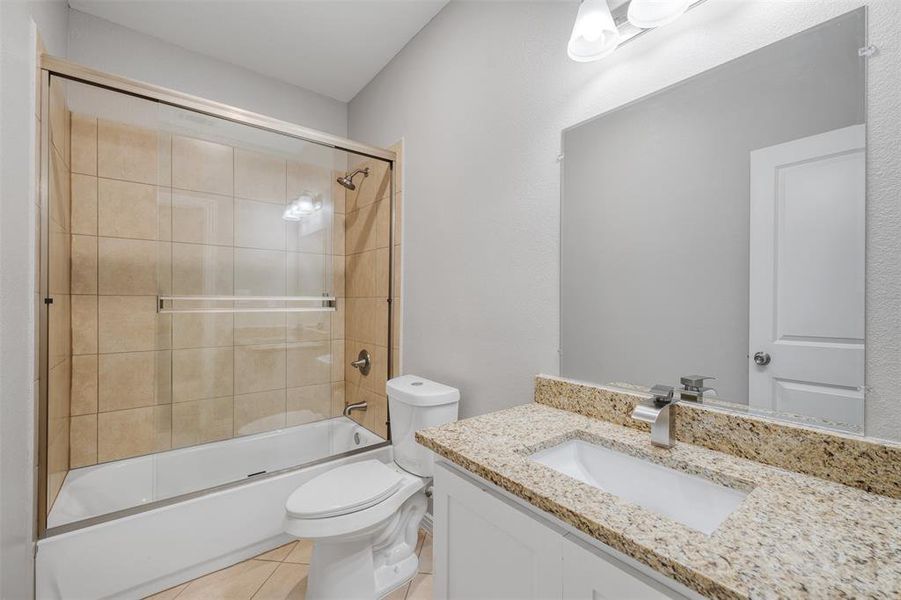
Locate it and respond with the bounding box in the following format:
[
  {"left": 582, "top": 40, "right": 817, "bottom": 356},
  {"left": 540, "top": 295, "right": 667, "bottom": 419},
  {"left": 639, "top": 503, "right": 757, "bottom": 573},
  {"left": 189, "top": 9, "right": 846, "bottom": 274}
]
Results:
[{"left": 36, "top": 417, "right": 388, "bottom": 599}]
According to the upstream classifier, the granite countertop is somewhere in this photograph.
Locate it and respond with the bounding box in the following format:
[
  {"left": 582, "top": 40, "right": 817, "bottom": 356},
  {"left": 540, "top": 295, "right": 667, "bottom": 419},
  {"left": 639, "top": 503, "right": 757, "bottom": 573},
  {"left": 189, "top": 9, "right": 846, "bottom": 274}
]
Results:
[{"left": 416, "top": 403, "right": 901, "bottom": 599}]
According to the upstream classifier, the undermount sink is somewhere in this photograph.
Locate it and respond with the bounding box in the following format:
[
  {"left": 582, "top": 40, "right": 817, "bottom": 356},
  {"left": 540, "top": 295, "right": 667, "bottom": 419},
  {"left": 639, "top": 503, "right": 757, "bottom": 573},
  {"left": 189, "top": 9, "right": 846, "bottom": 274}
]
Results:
[{"left": 530, "top": 440, "right": 748, "bottom": 534}]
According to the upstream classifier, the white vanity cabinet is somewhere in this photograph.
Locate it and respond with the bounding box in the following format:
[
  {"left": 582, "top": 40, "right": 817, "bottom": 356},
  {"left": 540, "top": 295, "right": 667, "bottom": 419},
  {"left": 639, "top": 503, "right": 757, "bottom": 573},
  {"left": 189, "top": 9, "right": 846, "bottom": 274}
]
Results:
[{"left": 433, "top": 462, "right": 696, "bottom": 600}]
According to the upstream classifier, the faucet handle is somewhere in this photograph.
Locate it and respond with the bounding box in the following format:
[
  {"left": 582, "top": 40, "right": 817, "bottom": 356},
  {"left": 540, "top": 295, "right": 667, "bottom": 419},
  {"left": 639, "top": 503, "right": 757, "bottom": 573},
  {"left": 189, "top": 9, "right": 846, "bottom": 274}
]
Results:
[
  {"left": 680, "top": 375, "right": 716, "bottom": 389},
  {"left": 649, "top": 384, "right": 674, "bottom": 405}
]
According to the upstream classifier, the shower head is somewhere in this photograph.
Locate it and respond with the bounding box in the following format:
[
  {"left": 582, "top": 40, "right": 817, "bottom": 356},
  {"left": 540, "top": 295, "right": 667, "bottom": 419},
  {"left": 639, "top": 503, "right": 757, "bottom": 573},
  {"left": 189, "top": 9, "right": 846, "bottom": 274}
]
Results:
[{"left": 336, "top": 167, "right": 369, "bottom": 191}]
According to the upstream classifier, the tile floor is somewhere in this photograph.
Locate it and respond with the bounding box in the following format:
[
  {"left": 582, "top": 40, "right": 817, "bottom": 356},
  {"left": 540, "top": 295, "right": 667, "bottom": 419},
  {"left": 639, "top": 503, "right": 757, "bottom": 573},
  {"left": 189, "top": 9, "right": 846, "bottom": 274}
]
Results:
[{"left": 145, "top": 530, "right": 433, "bottom": 600}]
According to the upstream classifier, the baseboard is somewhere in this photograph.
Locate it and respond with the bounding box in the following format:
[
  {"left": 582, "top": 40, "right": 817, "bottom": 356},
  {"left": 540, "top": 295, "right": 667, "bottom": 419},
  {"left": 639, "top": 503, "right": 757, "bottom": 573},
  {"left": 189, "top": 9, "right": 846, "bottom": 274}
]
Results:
[{"left": 420, "top": 512, "right": 433, "bottom": 534}]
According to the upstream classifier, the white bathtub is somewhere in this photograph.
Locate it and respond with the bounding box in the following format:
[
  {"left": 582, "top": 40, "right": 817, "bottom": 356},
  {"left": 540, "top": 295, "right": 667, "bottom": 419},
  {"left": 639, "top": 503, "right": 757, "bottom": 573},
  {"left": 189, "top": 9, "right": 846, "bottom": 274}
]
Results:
[{"left": 37, "top": 417, "right": 388, "bottom": 599}]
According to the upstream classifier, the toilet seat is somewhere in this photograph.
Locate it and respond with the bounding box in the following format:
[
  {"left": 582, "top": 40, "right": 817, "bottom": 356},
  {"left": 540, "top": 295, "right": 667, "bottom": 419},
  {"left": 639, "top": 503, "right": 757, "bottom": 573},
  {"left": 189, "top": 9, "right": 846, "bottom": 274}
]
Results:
[
  {"left": 286, "top": 460, "right": 404, "bottom": 519},
  {"left": 284, "top": 461, "right": 426, "bottom": 541}
]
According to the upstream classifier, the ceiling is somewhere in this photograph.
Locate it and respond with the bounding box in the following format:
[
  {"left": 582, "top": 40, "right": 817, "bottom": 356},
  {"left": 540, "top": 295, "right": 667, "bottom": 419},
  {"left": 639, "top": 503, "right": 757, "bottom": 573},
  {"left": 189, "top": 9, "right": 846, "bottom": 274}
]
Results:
[{"left": 69, "top": 0, "right": 449, "bottom": 102}]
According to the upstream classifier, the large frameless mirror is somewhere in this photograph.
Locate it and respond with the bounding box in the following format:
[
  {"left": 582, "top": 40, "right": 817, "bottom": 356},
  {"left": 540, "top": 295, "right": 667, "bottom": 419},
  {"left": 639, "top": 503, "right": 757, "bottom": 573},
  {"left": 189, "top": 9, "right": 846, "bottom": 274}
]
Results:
[{"left": 560, "top": 9, "right": 867, "bottom": 434}]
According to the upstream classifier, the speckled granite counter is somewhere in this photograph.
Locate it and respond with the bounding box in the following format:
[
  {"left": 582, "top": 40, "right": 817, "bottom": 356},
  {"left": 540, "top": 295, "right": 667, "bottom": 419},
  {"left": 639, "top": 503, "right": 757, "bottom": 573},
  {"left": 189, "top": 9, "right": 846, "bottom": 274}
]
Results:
[{"left": 416, "top": 403, "right": 901, "bottom": 599}]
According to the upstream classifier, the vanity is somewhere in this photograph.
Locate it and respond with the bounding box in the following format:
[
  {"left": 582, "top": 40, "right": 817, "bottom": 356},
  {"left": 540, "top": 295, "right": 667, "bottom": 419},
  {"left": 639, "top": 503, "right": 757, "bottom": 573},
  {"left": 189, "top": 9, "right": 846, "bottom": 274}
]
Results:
[{"left": 417, "top": 376, "right": 901, "bottom": 599}]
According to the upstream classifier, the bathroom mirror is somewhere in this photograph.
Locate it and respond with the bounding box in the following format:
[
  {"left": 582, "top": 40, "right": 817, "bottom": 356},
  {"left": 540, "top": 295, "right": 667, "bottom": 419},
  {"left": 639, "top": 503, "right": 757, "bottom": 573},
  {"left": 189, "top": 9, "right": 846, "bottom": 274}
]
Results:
[{"left": 560, "top": 9, "right": 867, "bottom": 434}]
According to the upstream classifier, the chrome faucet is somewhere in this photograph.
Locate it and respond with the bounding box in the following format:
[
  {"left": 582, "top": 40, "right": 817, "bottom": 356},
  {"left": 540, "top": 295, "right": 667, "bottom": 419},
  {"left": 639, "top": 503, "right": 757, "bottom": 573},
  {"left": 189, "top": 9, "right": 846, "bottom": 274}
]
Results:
[
  {"left": 631, "top": 384, "right": 675, "bottom": 448},
  {"left": 680, "top": 375, "right": 715, "bottom": 402},
  {"left": 343, "top": 401, "right": 368, "bottom": 418}
]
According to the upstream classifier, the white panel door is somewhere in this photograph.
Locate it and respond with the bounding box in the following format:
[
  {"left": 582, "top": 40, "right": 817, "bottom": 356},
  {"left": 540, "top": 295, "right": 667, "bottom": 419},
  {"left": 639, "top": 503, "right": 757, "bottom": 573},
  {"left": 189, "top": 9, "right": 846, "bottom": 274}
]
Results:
[
  {"left": 433, "top": 463, "right": 563, "bottom": 600},
  {"left": 749, "top": 124, "right": 865, "bottom": 429}
]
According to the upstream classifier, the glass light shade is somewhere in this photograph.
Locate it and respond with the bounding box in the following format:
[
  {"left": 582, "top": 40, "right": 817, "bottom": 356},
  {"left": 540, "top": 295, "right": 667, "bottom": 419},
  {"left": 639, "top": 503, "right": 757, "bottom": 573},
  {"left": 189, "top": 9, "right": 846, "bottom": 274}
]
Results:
[
  {"left": 627, "top": 0, "right": 691, "bottom": 29},
  {"left": 568, "top": 0, "right": 621, "bottom": 62}
]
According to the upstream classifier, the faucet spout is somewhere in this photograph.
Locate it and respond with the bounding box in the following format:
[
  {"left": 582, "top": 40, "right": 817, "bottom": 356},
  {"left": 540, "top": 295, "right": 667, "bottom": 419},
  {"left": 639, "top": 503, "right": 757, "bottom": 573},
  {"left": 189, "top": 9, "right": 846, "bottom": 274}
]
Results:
[
  {"left": 343, "top": 401, "right": 368, "bottom": 418},
  {"left": 631, "top": 384, "right": 675, "bottom": 448}
]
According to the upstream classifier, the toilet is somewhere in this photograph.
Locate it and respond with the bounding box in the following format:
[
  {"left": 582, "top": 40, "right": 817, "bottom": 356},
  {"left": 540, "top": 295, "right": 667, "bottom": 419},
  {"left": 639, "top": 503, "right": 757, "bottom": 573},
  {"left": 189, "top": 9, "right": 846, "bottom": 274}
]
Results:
[{"left": 284, "top": 375, "right": 460, "bottom": 600}]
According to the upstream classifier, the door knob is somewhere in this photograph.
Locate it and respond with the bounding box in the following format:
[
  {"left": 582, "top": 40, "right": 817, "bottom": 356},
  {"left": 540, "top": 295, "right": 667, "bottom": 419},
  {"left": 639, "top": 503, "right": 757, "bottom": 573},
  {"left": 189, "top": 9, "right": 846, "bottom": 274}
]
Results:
[
  {"left": 753, "top": 352, "right": 771, "bottom": 366},
  {"left": 350, "top": 349, "right": 371, "bottom": 376}
]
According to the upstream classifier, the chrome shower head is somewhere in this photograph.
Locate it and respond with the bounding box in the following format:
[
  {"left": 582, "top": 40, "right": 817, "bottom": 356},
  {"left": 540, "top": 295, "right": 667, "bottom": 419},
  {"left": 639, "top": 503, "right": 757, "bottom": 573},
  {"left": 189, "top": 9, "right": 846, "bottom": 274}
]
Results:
[{"left": 336, "top": 167, "right": 369, "bottom": 191}]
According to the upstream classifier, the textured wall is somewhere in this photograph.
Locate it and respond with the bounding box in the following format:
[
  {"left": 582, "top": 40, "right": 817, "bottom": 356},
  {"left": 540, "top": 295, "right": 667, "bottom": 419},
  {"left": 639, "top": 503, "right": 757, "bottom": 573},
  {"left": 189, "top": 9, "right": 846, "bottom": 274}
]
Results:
[
  {"left": 66, "top": 9, "right": 348, "bottom": 137},
  {"left": 348, "top": 0, "right": 901, "bottom": 440}
]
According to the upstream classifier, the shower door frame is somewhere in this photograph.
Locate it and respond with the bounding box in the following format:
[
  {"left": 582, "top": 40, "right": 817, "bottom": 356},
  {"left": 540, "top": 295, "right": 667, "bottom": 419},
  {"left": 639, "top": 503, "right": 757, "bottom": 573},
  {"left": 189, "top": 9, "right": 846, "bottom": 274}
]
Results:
[{"left": 36, "top": 56, "right": 398, "bottom": 539}]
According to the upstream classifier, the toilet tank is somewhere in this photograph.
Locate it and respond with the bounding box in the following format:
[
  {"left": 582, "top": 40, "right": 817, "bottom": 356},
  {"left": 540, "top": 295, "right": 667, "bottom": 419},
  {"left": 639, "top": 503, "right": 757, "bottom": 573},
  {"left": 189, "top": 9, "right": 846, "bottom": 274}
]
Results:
[{"left": 387, "top": 375, "right": 460, "bottom": 477}]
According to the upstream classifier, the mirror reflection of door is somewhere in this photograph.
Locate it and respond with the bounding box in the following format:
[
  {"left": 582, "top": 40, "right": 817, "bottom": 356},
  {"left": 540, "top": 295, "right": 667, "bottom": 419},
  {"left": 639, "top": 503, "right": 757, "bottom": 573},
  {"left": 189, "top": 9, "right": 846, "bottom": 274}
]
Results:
[{"left": 748, "top": 124, "right": 865, "bottom": 428}]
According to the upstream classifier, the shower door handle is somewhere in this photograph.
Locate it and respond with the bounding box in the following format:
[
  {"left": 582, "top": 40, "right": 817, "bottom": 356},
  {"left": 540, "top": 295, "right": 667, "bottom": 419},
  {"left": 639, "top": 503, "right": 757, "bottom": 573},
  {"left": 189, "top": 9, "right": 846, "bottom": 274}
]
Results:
[{"left": 351, "top": 349, "right": 371, "bottom": 376}]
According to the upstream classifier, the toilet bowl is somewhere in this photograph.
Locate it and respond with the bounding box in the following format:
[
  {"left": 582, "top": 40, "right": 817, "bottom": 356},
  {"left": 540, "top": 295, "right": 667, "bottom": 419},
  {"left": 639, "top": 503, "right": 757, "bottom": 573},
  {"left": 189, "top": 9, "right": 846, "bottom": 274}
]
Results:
[{"left": 283, "top": 375, "right": 459, "bottom": 600}]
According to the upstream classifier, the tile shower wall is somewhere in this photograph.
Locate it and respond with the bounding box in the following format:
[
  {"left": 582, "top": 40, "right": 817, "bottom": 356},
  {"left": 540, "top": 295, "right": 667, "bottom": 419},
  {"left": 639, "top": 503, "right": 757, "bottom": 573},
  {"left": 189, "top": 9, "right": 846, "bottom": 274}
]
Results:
[
  {"left": 343, "top": 150, "right": 397, "bottom": 439},
  {"left": 67, "top": 114, "right": 346, "bottom": 466},
  {"left": 46, "top": 76, "right": 72, "bottom": 509}
]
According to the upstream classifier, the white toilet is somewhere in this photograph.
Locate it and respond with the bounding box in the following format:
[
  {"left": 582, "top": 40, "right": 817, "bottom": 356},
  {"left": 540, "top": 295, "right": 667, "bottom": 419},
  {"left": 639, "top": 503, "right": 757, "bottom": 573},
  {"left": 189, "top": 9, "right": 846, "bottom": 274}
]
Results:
[{"left": 284, "top": 375, "right": 460, "bottom": 600}]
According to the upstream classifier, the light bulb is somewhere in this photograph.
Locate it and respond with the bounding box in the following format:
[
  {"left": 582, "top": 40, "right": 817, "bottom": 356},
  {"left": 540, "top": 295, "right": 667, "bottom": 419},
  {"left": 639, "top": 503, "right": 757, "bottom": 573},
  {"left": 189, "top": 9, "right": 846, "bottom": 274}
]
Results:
[
  {"left": 568, "top": 0, "right": 620, "bottom": 62},
  {"left": 627, "top": 0, "right": 691, "bottom": 29}
]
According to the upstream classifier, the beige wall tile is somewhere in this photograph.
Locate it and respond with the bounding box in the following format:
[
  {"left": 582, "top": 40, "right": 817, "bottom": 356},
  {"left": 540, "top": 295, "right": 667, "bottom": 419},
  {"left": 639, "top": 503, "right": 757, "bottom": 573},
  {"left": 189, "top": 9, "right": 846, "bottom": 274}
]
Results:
[
  {"left": 172, "top": 346, "right": 234, "bottom": 403},
  {"left": 172, "top": 136, "right": 233, "bottom": 195},
  {"left": 347, "top": 251, "right": 376, "bottom": 298},
  {"left": 333, "top": 255, "right": 345, "bottom": 297},
  {"left": 49, "top": 225, "right": 70, "bottom": 294},
  {"left": 71, "top": 235, "right": 98, "bottom": 294},
  {"left": 331, "top": 175, "right": 346, "bottom": 215},
  {"left": 98, "top": 351, "right": 158, "bottom": 412},
  {"left": 394, "top": 190, "right": 403, "bottom": 243},
  {"left": 286, "top": 340, "right": 331, "bottom": 388},
  {"left": 235, "top": 343, "right": 286, "bottom": 395},
  {"left": 331, "top": 340, "right": 345, "bottom": 383},
  {"left": 234, "top": 248, "right": 286, "bottom": 296},
  {"left": 98, "top": 295, "right": 165, "bottom": 353},
  {"left": 289, "top": 162, "right": 331, "bottom": 202},
  {"left": 330, "top": 382, "right": 345, "bottom": 417},
  {"left": 346, "top": 298, "right": 389, "bottom": 347},
  {"left": 172, "top": 313, "right": 234, "bottom": 349},
  {"left": 98, "top": 406, "right": 168, "bottom": 462},
  {"left": 234, "top": 312, "right": 287, "bottom": 346},
  {"left": 48, "top": 358, "right": 71, "bottom": 420},
  {"left": 376, "top": 199, "right": 391, "bottom": 249},
  {"left": 48, "top": 77, "right": 69, "bottom": 166},
  {"left": 235, "top": 148, "right": 286, "bottom": 204},
  {"left": 71, "top": 174, "right": 98, "bottom": 235},
  {"left": 171, "top": 396, "right": 233, "bottom": 449},
  {"left": 97, "top": 178, "right": 161, "bottom": 240},
  {"left": 286, "top": 252, "right": 327, "bottom": 297},
  {"left": 331, "top": 298, "right": 345, "bottom": 340},
  {"left": 172, "top": 243, "right": 234, "bottom": 296},
  {"left": 71, "top": 114, "right": 97, "bottom": 176},
  {"left": 98, "top": 237, "right": 162, "bottom": 295},
  {"left": 345, "top": 203, "right": 379, "bottom": 254},
  {"left": 70, "top": 415, "right": 98, "bottom": 468},
  {"left": 346, "top": 160, "right": 390, "bottom": 212},
  {"left": 234, "top": 389, "right": 286, "bottom": 435},
  {"left": 50, "top": 145, "right": 70, "bottom": 231},
  {"left": 47, "top": 416, "right": 68, "bottom": 506},
  {"left": 287, "top": 384, "right": 330, "bottom": 426},
  {"left": 377, "top": 247, "right": 390, "bottom": 298},
  {"left": 171, "top": 189, "right": 234, "bottom": 246},
  {"left": 361, "top": 389, "right": 388, "bottom": 438},
  {"left": 98, "top": 119, "right": 159, "bottom": 185},
  {"left": 72, "top": 295, "right": 98, "bottom": 355},
  {"left": 71, "top": 354, "right": 98, "bottom": 415},
  {"left": 48, "top": 295, "right": 71, "bottom": 368},
  {"left": 332, "top": 212, "right": 345, "bottom": 256},
  {"left": 287, "top": 310, "right": 329, "bottom": 343},
  {"left": 360, "top": 345, "right": 389, "bottom": 396},
  {"left": 158, "top": 132, "right": 172, "bottom": 187},
  {"left": 286, "top": 212, "right": 329, "bottom": 254},
  {"left": 235, "top": 198, "right": 286, "bottom": 250}
]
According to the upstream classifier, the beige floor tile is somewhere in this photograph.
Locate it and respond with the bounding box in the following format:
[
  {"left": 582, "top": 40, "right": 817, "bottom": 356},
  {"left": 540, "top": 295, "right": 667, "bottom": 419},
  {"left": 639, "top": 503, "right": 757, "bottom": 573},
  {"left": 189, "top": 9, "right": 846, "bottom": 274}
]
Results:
[
  {"left": 255, "top": 542, "right": 298, "bottom": 562},
  {"left": 383, "top": 581, "right": 410, "bottom": 600},
  {"left": 283, "top": 539, "right": 314, "bottom": 564},
  {"left": 251, "top": 563, "right": 308, "bottom": 600},
  {"left": 144, "top": 582, "right": 188, "bottom": 600},
  {"left": 177, "top": 559, "right": 277, "bottom": 600},
  {"left": 418, "top": 534, "right": 433, "bottom": 574},
  {"left": 405, "top": 574, "right": 432, "bottom": 600}
]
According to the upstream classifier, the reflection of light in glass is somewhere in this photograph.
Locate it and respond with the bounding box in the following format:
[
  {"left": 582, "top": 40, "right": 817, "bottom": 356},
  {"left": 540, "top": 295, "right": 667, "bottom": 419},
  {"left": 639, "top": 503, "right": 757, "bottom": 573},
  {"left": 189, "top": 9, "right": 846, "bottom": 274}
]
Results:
[{"left": 283, "top": 192, "right": 323, "bottom": 221}]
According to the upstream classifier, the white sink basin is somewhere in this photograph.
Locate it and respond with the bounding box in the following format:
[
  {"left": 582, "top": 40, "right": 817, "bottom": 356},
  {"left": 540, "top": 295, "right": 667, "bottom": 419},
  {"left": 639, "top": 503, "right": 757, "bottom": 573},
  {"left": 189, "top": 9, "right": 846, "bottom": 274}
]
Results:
[{"left": 530, "top": 440, "right": 748, "bottom": 534}]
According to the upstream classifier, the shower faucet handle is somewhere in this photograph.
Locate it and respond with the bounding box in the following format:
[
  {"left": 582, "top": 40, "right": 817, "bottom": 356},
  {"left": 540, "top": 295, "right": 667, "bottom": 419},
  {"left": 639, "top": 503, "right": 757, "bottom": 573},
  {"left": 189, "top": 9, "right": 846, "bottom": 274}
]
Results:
[{"left": 350, "top": 349, "right": 371, "bottom": 376}]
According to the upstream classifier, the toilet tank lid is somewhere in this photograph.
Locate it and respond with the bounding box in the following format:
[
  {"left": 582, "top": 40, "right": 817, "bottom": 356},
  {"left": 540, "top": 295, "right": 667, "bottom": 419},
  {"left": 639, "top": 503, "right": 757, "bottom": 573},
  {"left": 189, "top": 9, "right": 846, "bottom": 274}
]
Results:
[{"left": 387, "top": 375, "right": 460, "bottom": 407}]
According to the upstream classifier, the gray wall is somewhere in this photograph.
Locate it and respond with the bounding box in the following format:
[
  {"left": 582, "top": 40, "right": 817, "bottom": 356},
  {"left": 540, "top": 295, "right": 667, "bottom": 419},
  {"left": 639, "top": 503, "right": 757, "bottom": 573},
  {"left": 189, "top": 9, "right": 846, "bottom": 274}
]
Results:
[
  {"left": 348, "top": 0, "right": 901, "bottom": 441},
  {"left": 67, "top": 9, "right": 348, "bottom": 137},
  {"left": 561, "top": 11, "right": 864, "bottom": 404},
  {"left": 0, "top": 3, "right": 68, "bottom": 597}
]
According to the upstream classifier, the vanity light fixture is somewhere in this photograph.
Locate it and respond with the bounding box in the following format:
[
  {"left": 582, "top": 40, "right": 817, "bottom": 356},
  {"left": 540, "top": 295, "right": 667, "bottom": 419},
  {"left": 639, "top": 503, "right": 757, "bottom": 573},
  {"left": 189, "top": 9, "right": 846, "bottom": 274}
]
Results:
[
  {"left": 567, "top": 0, "right": 621, "bottom": 62},
  {"left": 283, "top": 192, "right": 323, "bottom": 221},
  {"left": 627, "top": 0, "right": 690, "bottom": 29}
]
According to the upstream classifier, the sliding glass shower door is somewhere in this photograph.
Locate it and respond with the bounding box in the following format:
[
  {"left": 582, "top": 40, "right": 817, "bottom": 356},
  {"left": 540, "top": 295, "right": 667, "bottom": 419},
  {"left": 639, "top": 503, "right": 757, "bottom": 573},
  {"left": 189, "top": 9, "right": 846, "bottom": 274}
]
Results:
[{"left": 41, "top": 74, "right": 394, "bottom": 532}]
